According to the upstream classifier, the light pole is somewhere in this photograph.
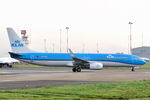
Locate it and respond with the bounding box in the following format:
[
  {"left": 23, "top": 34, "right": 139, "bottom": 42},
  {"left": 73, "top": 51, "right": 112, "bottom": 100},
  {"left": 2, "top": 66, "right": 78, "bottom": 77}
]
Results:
[
  {"left": 129, "top": 22, "right": 133, "bottom": 54},
  {"left": 97, "top": 41, "right": 99, "bottom": 53},
  {"left": 52, "top": 43, "right": 55, "bottom": 53},
  {"left": 66, "top": 27, "right": 69, "bottom": 53},
  {"left": 82, "top": 43, "right": 85, "bottom": 53},
  {"left": 142, "top": 33, "right": 143, "bottom": 47},
  {"left": 44, "top": 39, "right": 47, "bottom": 53},
  {"left": 60, "top": 29, "right": 62, "bottom": 53}
]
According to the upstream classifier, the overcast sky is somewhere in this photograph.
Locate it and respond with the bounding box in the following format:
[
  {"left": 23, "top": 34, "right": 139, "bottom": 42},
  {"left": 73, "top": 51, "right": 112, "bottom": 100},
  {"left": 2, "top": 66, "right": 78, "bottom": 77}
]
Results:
[{"left": 0, "top": 0, "right": 150, "bottom": 56}]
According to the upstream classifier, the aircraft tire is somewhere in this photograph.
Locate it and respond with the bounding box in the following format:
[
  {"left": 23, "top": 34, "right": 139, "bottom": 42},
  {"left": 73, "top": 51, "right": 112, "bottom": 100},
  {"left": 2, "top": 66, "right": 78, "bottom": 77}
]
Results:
[
  {"left": 77, "top": 68, "right": 81, "bottom": 72},
  {"left": 9, "top": 65, "right": 12, "bottom": 68},
  {"left": 6, "top": 64, "right": 12, "bottom": 68},
  {"left": 131, "top": 67, "right": 135, "bottom": 71},
  {"left": 72, "top": 68, "right": 77, "bottom": 72}
]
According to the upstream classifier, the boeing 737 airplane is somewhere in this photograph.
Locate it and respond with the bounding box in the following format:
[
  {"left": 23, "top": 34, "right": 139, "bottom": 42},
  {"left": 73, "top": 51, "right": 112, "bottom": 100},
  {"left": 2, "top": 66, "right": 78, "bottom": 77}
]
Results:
[{"left": 7, "top": 28, "right": 146, "bottom": 72}]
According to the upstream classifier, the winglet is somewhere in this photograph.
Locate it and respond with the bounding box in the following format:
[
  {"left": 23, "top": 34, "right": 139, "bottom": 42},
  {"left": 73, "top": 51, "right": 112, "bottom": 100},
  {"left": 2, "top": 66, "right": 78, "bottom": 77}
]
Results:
[
  {"left": 68, "top": 48, "right": 89, "bottom": 63},
  {"left": 68, "top": 48, "right": 75, "bottom": 58}
]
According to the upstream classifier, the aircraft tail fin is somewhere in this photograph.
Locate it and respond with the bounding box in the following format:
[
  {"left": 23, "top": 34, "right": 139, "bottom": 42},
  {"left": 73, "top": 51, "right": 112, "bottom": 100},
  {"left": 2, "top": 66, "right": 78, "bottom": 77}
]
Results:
[{"left": 7, "top": 28, "right": 34, "bottom": 53}]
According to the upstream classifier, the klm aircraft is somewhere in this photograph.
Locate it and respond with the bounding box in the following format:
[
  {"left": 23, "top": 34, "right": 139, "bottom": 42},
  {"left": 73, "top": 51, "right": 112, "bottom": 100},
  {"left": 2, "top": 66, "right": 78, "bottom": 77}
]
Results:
[{"left": 7, "top": 28, "right": 146, "bottom": 72}]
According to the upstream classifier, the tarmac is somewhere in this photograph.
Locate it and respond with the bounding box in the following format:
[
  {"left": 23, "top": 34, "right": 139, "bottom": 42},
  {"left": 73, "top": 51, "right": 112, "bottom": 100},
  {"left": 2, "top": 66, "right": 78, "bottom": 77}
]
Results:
[{"left": 0, "top": 67, "right": 150, "bottom": 89}]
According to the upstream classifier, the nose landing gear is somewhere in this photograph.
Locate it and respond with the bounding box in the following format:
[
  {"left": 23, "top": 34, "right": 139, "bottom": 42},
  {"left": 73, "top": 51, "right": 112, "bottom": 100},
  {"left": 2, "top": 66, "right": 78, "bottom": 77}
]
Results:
[{"left": 131, "top": 66, "right": 135, "bottom": 71}]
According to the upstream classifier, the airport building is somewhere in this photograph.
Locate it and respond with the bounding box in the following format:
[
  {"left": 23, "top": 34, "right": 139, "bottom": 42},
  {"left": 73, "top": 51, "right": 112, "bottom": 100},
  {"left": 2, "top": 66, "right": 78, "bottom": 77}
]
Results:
[{"left": 132, "top": 46, "right": 150, "bottom": 59}]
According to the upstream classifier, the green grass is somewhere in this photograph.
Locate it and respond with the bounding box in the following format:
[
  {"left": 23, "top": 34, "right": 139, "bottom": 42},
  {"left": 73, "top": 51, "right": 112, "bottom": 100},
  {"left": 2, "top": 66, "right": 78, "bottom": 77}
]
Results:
[
  {"left": 140, "top": 63, "right": 150, "bottom": 69},
  {"left": 14, "top": 64, "right": 47, "bottom": 68},
  {"left": 1, "top": 80, "right": 150, "bottom": 100},
  {"left": 104, "top": 63, "right": 150, "bottom": 70},
  {"left": 0, "top": 73, "right": 7, "bottom": 75}
]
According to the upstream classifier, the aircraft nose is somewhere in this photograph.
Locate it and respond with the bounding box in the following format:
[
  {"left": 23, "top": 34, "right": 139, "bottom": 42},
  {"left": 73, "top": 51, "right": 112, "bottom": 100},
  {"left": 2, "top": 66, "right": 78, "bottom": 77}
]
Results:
[
  {"left": 140, "top": 57, "right": 150, "bottom": 63},
  {"left": 140, "top": 59, "right": 147, "bottom": 65}
]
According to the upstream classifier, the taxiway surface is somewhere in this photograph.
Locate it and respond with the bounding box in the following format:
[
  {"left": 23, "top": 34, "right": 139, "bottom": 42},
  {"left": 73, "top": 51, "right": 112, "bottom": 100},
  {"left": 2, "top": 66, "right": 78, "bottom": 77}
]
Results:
[{"left": 0, "top": 67, "right": 150, "bottom": 89}]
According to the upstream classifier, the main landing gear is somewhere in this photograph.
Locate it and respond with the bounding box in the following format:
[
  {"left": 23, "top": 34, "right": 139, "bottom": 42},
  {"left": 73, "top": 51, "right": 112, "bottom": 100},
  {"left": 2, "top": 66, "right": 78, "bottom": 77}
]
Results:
[{"left": 72, "top": 66, "right": 81, "bottom": 72}]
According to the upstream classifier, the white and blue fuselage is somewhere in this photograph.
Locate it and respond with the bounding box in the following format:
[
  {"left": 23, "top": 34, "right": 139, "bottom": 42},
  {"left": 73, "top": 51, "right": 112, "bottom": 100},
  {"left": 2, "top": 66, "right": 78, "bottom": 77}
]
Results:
[{"left": 9, "top": 52, "right": 146, "bottom": 67}]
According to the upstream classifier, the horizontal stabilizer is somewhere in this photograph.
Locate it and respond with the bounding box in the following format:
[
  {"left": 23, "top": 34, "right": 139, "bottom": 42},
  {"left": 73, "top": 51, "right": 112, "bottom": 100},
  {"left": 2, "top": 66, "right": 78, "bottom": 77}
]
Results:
[{"left": 8, "top": 52, "right": 22, "bottom": 57}]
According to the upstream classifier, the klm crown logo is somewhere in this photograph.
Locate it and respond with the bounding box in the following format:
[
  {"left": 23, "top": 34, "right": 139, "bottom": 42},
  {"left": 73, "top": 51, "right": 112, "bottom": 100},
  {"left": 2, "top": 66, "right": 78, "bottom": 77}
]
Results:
[
  {"left": 107, "top": 55, "right": 114, "bottom": 58},
  {"left": 11, "top": 40, "right": 24, "bottom": 47}
]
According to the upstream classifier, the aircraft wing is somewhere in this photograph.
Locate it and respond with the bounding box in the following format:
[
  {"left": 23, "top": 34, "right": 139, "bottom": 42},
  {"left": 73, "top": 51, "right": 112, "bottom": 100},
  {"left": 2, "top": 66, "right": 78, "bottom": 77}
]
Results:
[{"left": 68, "top": 49, "right": 89, "bottom": 64}]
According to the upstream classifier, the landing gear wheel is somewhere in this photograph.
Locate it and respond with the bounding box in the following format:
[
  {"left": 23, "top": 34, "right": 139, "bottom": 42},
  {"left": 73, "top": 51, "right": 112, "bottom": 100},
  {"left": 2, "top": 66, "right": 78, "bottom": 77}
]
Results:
[
  {"left": 131, "top": 67, "right": 135, "bottom": 71},
  {"left": 72, "top": 68, "right": 77, "bottom": 72},
  {"left": 77, "top": 68, "right": 81, "bottom": 72},
  {"left": 7, "top": 64, "right": 12, "bottom": 68},
  {"left": 9, "top": 65, "right": 12, "bottom": 68}
]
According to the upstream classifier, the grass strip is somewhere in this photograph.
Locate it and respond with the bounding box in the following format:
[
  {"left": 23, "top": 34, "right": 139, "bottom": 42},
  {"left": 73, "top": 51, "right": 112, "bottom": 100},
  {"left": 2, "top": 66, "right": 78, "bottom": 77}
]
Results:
[{"left": 0, "top": 80, "right": 150, "bottom": 99}]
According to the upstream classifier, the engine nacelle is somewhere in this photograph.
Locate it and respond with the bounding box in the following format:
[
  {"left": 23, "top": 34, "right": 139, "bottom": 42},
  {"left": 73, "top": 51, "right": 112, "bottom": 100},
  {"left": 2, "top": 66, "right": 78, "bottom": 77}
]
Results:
[{"left": 89, "top": 62, "right": 103, "bottom": 70}]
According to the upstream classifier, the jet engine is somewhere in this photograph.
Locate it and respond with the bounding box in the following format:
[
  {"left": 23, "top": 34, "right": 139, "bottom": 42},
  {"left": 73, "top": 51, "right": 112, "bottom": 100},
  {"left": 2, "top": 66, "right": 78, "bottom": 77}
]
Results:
[{"left": 89, "top": 62, "right": 103, "bottom": 70}]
